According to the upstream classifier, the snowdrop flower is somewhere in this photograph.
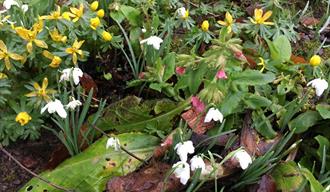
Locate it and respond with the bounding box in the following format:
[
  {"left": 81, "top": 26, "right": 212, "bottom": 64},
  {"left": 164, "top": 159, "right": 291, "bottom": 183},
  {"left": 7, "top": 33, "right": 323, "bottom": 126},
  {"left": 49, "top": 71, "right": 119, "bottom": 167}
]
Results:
[
  {"left": 190, "top": 155, "right": 206, "bottom": 173},
  {"left": 141, "top": 27, "right": 146, "bottom": 33},
  {"left": 41, "top": 99, "right": 67, "bottom": 118},
  {"left": 307, "top": 78, "right": 329, "bottom": 97},
  {"left": 140, "top": 36, "right": 163, "bottom": 50},
  {"left": 65, "top": 98, "right": 82, "bottom": 110},
  {"left": 174, "top": 140, "right": 195, "bottom": 162},
  {"left": 106, "top": 137, "right": 120, "bottom": 151},
  {"left": 21, "top": 4, "right": 28, "bottom": 13},
  {"left": 59, "top": 67, "right": 83, "bottom": 85},
  {"left": 204, "top": 107, "right": 224, "bottom": 123},
  {"left": 233, "top": 149, "right": 252, "bottom": 170},
  {"left": 177, "top": 7, "right": 189, "bottom": 20},
  {"left": 3, "top": 0, "right": 19, "bottom": 10},
  {"left": 172, "top": 161, "right": 190, "bottom": 185}
]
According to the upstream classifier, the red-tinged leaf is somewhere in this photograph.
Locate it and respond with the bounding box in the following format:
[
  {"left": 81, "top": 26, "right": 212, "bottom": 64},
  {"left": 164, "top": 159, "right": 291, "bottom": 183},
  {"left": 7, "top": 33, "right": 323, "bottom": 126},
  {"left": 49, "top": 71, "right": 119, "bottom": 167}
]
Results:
[
  {"left": 80, "top": 73, "right": 98, "bottom": 97},
  {"left": 181, "top": 108, "right": 214, "bottom": 135},
  {"left": 246, "top": 55, "right": 257, "bottom": 68},
  {"left": 290, "top": 54, "right": 307, "bottom": 64}
]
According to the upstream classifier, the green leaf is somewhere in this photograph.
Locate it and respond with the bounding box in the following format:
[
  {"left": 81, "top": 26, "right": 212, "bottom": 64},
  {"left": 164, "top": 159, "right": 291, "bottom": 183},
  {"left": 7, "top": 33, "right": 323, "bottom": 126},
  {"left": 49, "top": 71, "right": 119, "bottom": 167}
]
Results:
[
  {"left": 243, "top": 94, "right": 272, "bottom": 109},
  {"left": 300, "top": 167, "right": 325, "bottom": 192},
  {"left": 231, "top": 70, "right": 275, "bottom": 86},
  {"left": 265, "top": 38, "right": 281, "bottom": 61},
  {"left": 288, "top": 111, "right": 321, "bottom": 133},
  {"left": 316, "top": 104, "right": 330, "bottom": 119},
  {"left": 272, "top": 35, "right": 292, "bottom": 62},
  {"left": 19, "top": 133, "right": 159, "bottom": 192},
  {"left": 163, "top": 52, "right": 176, "bottom": 82},
  {"left": 120, "top": 5, "right": 141, "bottom": 26},
  {"left": 110, "top": 11, "right": 125, "bottom": 23},
  {"left": 94, "top": 96, "right": 189, "bottom": 133},
  {"left": 272, "top": 161, "right": 304, "bottom": 192},
  {"left": 219, "top": 91, "right": 244, "bottom": 116},
  {"left": 252, "top": 110, "right": 277, "bottom": 139},
  {"left": 314, "top": 135, "right": 330, "bottom": 167}
]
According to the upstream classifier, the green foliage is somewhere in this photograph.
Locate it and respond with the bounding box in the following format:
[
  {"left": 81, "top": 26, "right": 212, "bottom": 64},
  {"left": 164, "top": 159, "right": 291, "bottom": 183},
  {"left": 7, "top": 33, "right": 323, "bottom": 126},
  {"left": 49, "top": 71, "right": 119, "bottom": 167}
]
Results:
[{"left": 272, "top": 161, "right": 304, "bottom": 192}]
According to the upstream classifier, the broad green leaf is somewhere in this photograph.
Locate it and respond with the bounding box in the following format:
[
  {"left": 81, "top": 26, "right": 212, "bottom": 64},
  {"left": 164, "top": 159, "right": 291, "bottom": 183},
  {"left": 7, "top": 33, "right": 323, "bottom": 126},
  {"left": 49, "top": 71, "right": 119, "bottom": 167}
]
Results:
[
  {"left": 19, "top": 133, "right": 159, "bottom": 192},
  {"left": 272, "top": 161, "right": 304, "bottom": 192},
  {"left": 272, "top": 35, "right": 292, "bottom": 62},
  {"left": 243, "top": 94, "right": 272, "bottom": 109},
  {"left": 94, "top": 96, "right": 189, "bottom": 133},
  {"left": 300, "top": 167, "right": 325, "bottom": 192},
  {"left": 314, "top": 135, "right": 330, "bottom": 170},
  {"left": 163, "top": 52, "right": 176, "bottom": 81},
  {"left": 110, "top": 11, "right": 125, "bottom": 23},
  {"left": 187, "top": 64, "right": 208, "bottom": 94},
  {"left": 288, "top": 111, "right": 321, "bottom": 133},
  {"left": 265, "top": 38, "right": 281, "bottom": 61},
  {"left": 120, "top": 5, "right": 141, "bottom": 26},
  {"left": 252, "top": 110, "right": 277, "bottom": 139},
  {"left": 316, "top": 104, "right": 330, "bottom": 119},
  {"left": 219, "top": 91, "right": 244, "bottom": 116},
  {"left": 231, "top": 70, "right": 275, "bottom": 86}
]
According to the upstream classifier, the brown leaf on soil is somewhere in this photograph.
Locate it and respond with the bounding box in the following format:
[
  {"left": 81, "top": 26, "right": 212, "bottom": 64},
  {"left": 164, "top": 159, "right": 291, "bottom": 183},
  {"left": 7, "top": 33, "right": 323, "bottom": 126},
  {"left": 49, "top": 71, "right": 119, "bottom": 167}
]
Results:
[
  {"left": 79, "top": 73, "right": 98, "bottom": 97},
  {"left": 300, "top": 17, "right": 320, "bottom": 26},
  {"left": 153, "top": 131, "right": 174, "bottom": 159},
  {"left": 290, "top": 54, "right": 307, "bottom": 64},
  {"left": 45, "top": 144, "right": 70, "bottom": 170},
  {"left": 256, "top": 174, "right": 277, "bottom": 192},
  {"left": 181, "top": 108, "right": 214, "bottom": 135},
  {"left": 106, "top": 162, "right": 182, "bottom": 192}
]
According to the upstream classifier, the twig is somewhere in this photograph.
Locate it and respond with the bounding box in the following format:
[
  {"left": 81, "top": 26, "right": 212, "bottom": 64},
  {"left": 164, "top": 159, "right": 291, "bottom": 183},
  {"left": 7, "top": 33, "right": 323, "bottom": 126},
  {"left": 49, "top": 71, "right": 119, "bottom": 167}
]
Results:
[
  {"left": 80, "top": 92, "right": 101, "bottom": 103},
  {"left": 0, "top": 144, "right": 74, "bottom": 192},
  {"left": 89, "top": 124, "right": 149, "bottom": 165}
]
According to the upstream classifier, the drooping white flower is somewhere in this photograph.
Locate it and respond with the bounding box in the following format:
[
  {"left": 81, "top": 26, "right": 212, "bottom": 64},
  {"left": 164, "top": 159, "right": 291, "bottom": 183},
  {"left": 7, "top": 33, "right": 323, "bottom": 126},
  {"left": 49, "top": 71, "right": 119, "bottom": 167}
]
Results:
[
  {"left": 106, "top": 137, "right": 120, "bottom": 151},
  {"left": 3, "top": 0, "right": 19, "bottom": 10},
  {"left": 65, "top": 98, "right": 82, "bottom": 110},
  {"left": 172, "top": 161, "right": 190, "bottom": 185},
  {"left": 177, "top": 7, "right": 187, "bottom": 18},
  {"left": 190, "top": 155, "right": 206, "bottom": 173},
  {"left": 233, "top": 149, "right": 252, "bottom": 170},
  {"left": 204, "top": 107, "right": 224, "bottom": 123},
  {"left": 174, "top": 140, "right": 195, "bottom": 162},
  {"left": 307, "top": 78, "right": 329, "bottom": 97},
  {"left": 59, "top": 67, "right": 83, "bottom": 85},
  {"left": 141, "top": 27, "right": 146, "bottom": 33},
  {"left": 21, "top": 4, "right": 28, "bottom": 13},
  {"left": 140, "top": 36, "right": 163, "bottom": 50},
  {"left": 41, "top": 99, "right": 67, "bottom": 118}
]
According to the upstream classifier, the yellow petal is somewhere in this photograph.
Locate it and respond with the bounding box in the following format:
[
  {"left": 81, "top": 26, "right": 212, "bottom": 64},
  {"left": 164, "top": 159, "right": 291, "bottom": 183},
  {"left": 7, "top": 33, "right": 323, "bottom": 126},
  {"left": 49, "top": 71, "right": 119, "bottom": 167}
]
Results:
[
  {"left": 263, "top": 21, "right": 274, "bottom": 25},
  {"left": 25, "top": 92, "right": 37, "bottom": 97},
  {"left": 42, "top": 50, "right": 54, "bottom": 59},
  {"left": 227, "top": 26, "right": 232, "bottom": 33},
  {"left": 75, "top": 40, "right": 84, "bottom": 49},
  {"left": 66, "top": 47, "right": 74, "bottom": 54},
  {"left": 250, "top": 18, "right": 257, "bottom": 24},
  {"left": 42, "top": 77, "right": 48, "bottom": 90},
  {"left": 73, "top": 53, "right": 77, "bottom": 65},
  {"left": 9, "top": 53, "right": 24, "bottom": 61},
  {"left": 76, "top": 50, "right": 83, "bottom": 56},
  {"left": 27, "top": 41, "right": 33, "bottom": 53},
  {"left": 49, "top": 56, "right": 61, "bottom": 68},
  {"left": 15, "top": 27, "right": 31, "bottom": 40},
  {"left": 254, "top": 9, "right": 263, "bottom": 20},
  {"left": 0, "top": 40, "right": 8, "bottom": 53},
  {"left": 225, "top": 12, "right": 233, "bottom": 24},
  {"left": 4, "top": 56, "right": 11, "bottom": 70},
  {"left": 72, "top": 17, "right": 79, "bottom": 22},
  {"left": 262, "top": 11, "right": 273, "bottom": 22},
  {"left": 0, "top": 72, "right": 8, "bottom": 79},
  {"left": 33, "top": 82, "right": 41, "bottom": 90},
  {"left": 34, "top": 39, "right": 48, "bottom": 48},
  {"left": 217, "top": 20, "right": 227, "bottom": 26}
]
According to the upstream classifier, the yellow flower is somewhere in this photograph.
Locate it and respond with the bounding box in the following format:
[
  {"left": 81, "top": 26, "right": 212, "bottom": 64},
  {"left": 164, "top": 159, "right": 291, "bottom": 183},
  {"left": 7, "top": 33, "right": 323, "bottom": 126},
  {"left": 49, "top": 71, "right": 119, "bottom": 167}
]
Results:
[
  {"left": 97, "top": 9, "right": 105, "bottom": 18},
  {"left": 69, "top": 3, "right": 84, "bottom": 22},
  {"left": 217, "top": 12, "right": 234, "bottom": 33},
  {"left": 0, "top": 40, "right": 25, "bottom": 70},
  {"left": 90, "top": 1, "right": 99, "bottom": 11},
  {"left": 15, "top": 24, "right": 48, "bottom": 53},
  {"left": 26, "top": 77, "right": 56, "bottom": 102},
  {"left": 15, "top": 112, "right": 32, "bottom": 126},
  {"left": 257, "top": 57, "right": 266, "bottom": 72},
  {"left": 250, "top": 9, "right": 274, "bottom": 25},
  {"left": 49, "top": 28, "right": 67, "bottom": 43},
  {"left": 102, "top": 31, "right": 112, "bottom": 41},
  {"left": 42, "top": 50, "right": 62, "bottom": 68},
  {"left": 65, "top": 39, "right": 84, "bottom": 65},
  {"left": 201, "top": 20, "right": 209, "bottom": 32},
  {"left": 33, "top": 18, "right": 44, "bottom": 33},
  {"left": 310, "top": 55, "right": 321, "bottom": 67},
  {"left": 90, "top": 17, "right": 100, "bottom": 30},
  {"left": 40, "top": 6, "right": 62, "bottom": 20},
  {"left": 0, "top": 72, "right": 8, "bottom": 79},
  {"left": 62, "top": 12, "right": 71, "bottom": 21}
]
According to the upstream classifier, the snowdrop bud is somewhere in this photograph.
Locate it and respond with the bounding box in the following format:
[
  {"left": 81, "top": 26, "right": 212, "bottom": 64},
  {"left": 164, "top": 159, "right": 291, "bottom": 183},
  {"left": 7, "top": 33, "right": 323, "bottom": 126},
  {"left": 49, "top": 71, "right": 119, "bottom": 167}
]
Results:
[
  {"left": 65, "top": 98, "right": 82, "bottom": 110},
  {"left": 190, "top": 155, "right": 206, "bottom": 173},
  {"left": 106, "top": 137, "right": 120, "bottom": 151},
  {"left": 172, "top": 161, "right": 190, "bottom": 185},
  {"left": 140, "top": 36, "right": 163, "bottom": 50},
  {"left": 21, "top": 4, "right": 28, "bottom": 13},
  {"left": 233, "top": 149, "right": 252, "bottom": 170},
  {"left": 307, "top": 78, "right": 328, "bottom": 97},
  {"left": 3, "top": 0, "right": 19, "bottom": 10},
  {"left": 174, "top": 140, "right": 195, "bottom": 162},
  {"left": 204, "top": 107, "right": 224, "bottom": 123}
]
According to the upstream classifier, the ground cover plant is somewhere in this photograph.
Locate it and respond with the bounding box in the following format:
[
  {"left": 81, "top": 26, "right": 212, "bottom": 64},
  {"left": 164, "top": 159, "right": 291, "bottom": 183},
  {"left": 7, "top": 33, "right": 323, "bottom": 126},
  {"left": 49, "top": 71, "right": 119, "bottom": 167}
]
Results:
[{"left": 0, "top": 0, "right": 330, "bottom": 191}]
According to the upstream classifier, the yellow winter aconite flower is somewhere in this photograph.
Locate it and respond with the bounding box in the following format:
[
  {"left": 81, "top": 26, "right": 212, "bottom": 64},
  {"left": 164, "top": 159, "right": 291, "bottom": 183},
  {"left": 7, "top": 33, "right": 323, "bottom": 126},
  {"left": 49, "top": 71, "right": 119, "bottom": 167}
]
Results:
[
  {"left": 250, "top": 9, "right": 274, "bottom": 25},
  {"left": 0, "top": 40, "right": 25, "bottom": 70},
  {"left": 26, "top": 77, "right": 56, "bottom": 102},
  {"left": 97, "top": 9, "right": 105, "bottom": 18},
  {"left": 68, "top": 3, "right": 84, "bottom": 22},
  {"left": 257, "top": 57, "right": 266, "bottom": 72},
  {"left": 90, "top": 1, "right": 99, "bottom": 11},
  {"left": 217, "top": 12, "right": 234, "bottom": 33},
  {"left": 62, "top": 12, "right": 71, "bottom": 21},
  {"left": 310, "top": 55, "right": 321, "bottom": 67},
  {"left": 90, "top": 17, "right": 100, "bottom": 30},
  {"left": 40, "top": 6, "right": 62, "bottom": 20},
  {"left": 102, "top": 31, "right": 112, "bottom": 41},
  {"left": 65, "top": 39, "right": 85, "bottom": 65},
  {"left": 201, "top": 20, "right": 209, "bottom": 32},
  {"left": 15, "top": 112, "right": 32, "bottom": 126},
  {"left": 42, "top": 50, "right": 62, "bottom": 68},
  {"left": 0, "top": 72, "right": 8, "bottom": 79},
  {"left": 49, "top": 28, "right": 67, "bottom": 43}
]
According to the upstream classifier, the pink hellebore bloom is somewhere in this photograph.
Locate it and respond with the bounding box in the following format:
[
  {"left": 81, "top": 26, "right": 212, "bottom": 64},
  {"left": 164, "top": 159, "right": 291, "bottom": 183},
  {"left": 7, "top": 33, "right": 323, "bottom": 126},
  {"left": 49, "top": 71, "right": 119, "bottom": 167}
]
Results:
[
  {"left": 234, "top": 51, "right": 247, "bottom": 62},
  {"left": 216, "top": 70, "right": 227, "bottom": 79},
  {"left": 176, "top": 66, "right": 186, "bottom": 75},
  {"left": 191, "top": 96, "right": 205, "bottom": 112}
]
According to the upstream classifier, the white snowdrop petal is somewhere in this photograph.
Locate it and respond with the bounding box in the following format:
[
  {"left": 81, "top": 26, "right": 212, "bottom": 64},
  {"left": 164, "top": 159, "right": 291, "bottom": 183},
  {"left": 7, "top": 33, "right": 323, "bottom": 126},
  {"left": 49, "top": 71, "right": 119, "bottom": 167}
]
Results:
[
  {"left": 175, "top": 140, "right": 195, "bottom": 162},
  {"left": 190, "top": 155, "right": 205, "bottom": 172},
  {"left": 307, "top": 78, "right": 329, "bottom": 97},
  {"left": 173, "top": 161, "right": 190, "bottom": 185},
  {"left": 233, "top": 150, "right": 252, "bottom": 170},
  {"left": 204, "top": 108, "right": 224, "bottom": 123}
]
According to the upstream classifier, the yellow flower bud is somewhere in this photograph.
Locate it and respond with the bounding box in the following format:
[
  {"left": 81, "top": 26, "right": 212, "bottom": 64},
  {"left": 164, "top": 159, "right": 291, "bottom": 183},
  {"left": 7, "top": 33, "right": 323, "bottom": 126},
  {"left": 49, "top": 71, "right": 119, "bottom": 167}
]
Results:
[
  {"left": 310, "top": 55, "right": 321, "bottom": 67},
  {"left": 90, "top": 1, "right": 99, "bottom": 11},
  {"left": 90, "top": 17, "right": 101, "bottom": 30},
  {"left": 97, "top": 9, "right": 105, "bottom": 18},
  {"left": 49, "top": 56, "right": 62, "bottom": 68},
  {"left": 15, "top": 112, "right": 32, "bottom": 126},
  {"left": 201, "top": 20, "right": 209, "bottom": 32},
  {"left": 102, "top": 31, "right": 112, "bottom": 41}
]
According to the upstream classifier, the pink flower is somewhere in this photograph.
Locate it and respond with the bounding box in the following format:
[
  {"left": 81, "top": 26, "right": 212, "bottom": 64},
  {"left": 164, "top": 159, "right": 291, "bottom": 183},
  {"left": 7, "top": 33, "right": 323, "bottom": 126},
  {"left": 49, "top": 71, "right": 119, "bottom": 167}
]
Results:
[
  {"left": 138, "top": 72, "right": 145, "bottom": 79},
  {"left": 234, "top": 51, "right": 247, "bottom": 62},
  {"left": 216, "top": 70, "right": 227, "bottom": 79},
  {"left": 191, "top": 96, "right": 205, "bottom": 112},
  {"left": 176, "top": 66, "right": 186, "bottom": 75}
]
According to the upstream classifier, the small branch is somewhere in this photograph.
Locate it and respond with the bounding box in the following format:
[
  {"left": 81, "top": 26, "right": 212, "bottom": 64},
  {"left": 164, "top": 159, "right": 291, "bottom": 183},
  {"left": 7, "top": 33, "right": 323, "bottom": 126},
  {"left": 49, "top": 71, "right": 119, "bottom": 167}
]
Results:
[
  {"left": 80, "top": 92, "right": 101, "bottom": 103},
  {"left": 89, "top": 124, "right": 148, "bottom": 165},
  {"left": 0, "top": 145, "right": 74, "bottom": 192}
]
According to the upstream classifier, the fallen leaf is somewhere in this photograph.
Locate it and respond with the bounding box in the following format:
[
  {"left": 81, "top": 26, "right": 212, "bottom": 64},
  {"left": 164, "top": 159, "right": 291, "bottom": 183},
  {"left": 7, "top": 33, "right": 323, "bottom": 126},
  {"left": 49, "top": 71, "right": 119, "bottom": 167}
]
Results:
[
  {"left": 80, "top": 73, "right": 98, "bottom": 97},
  {"left": 300, "top": 17, "right": 320, "bottom": 27},
  {"left": 181, "top": 107, "right": 214, "bottom": 134},
  {"left": 290, "top": 54, "right": 307, "bottom": 64}
]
